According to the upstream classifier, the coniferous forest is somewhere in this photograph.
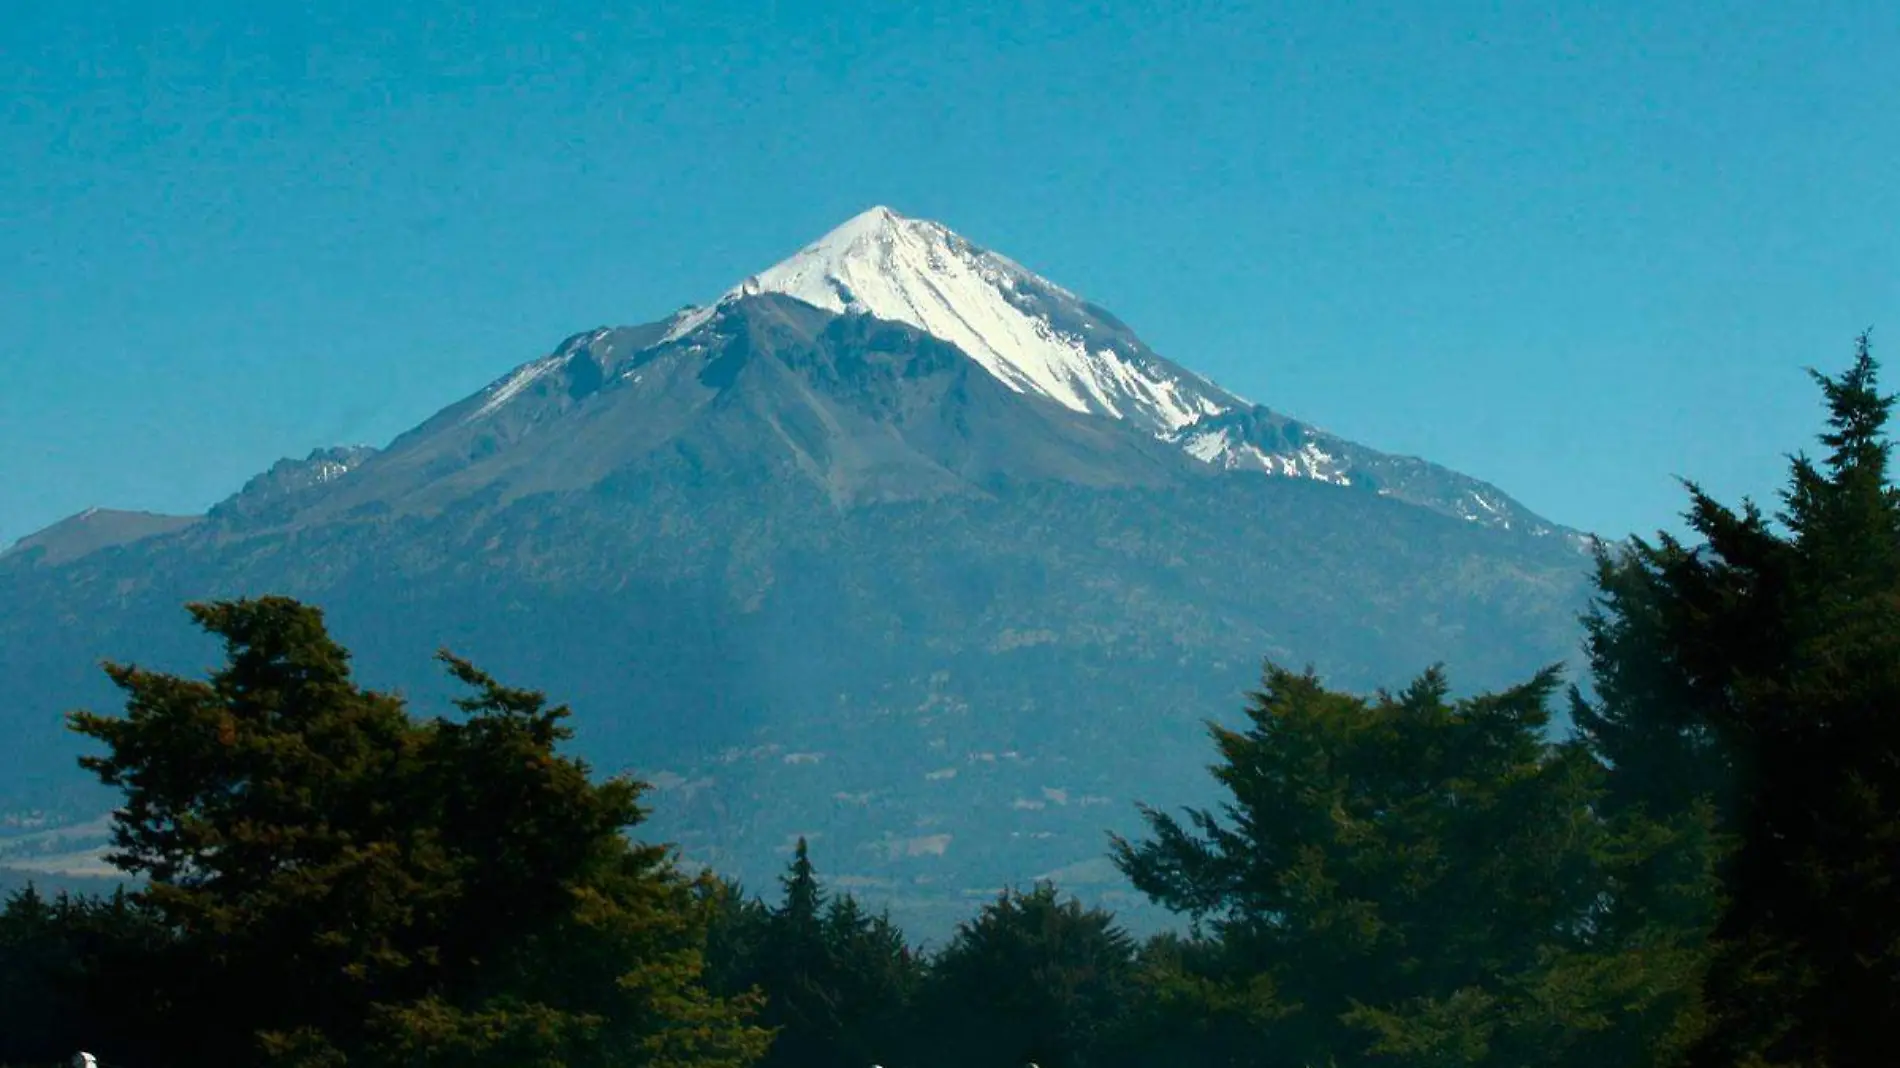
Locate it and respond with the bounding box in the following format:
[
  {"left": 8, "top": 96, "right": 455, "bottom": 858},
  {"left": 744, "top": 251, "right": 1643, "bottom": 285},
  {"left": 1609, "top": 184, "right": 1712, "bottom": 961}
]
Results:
[{"left": 4, "top": 338, "right": 1896, "bottom": 1066}]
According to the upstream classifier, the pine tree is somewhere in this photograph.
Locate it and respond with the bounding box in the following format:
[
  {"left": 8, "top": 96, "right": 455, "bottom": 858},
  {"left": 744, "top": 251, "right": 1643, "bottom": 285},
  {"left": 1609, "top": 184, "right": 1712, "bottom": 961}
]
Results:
[
  {"left": 1567, "top": 545, "right": 1730, "bottom": 1062},
  {"left": 817, "top": 893, "right": 918, "bottom": 1067},
  {"left": 1572, "top": 542, "right": 1733, "bottom": 823},
  {"left": 1103, "top": 931, "right": 1290, "bottom": 1068},
  {"left": 1112, "top": 662, "right": 1658, "bottom": 1068},
  {"left": 64, "top": 596, "right": 769, "bottom": 1068},
  {"left": 778, "top": 838, "right": 824, "bottom": 947},
  {"left": 711, "top": 839, "right": 919, "bottom": 1068},
  {"left": 0, "top": 885, "right": 168, "bottom": 1066},
  {"left": 701, "top": 877, "right": 772, "bottom": 1004},
  {"left": 752, "top": 837, "right": 831, "bottom": 1068},
  {"left": 914, "top": 882, "right": 1136, "bottom": 1068},
  {"left": 1588, "top": 335, "right": 1900, "bottom": 1067},
  {"left": 0, "top": 884, "right": 67, "bottom": 1063}
]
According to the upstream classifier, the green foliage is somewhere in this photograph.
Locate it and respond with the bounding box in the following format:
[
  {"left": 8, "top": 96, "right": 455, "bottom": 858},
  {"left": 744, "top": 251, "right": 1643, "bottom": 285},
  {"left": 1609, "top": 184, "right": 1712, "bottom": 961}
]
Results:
[
  {"left": 1105, "top": 931, "right": 1295, "bottom": 1068},
  {"left": 1579, "top": 335, "right": 1900, "bottom": 1067},
  {"left": 59, "top": 596, "right": 768, "bottom": 1068},
  {"left": 0, "top": 884, "right": 169, "bottom": 1065},
  {"left": 914, "top": 882, "right": 1137, "bottom": 1068},
  {"left": 12, "top": 340, "right": 1895, "bottom": 1068},
  {"left": 702, "top": 839, "right": 920, "bottom": 1068},
  {"left": 1111, "top": 661, "right": 1703, "bottom": 1068},
  {"left": 814, "top": 893, "right": 919, "bottom": 1065},
  {"left": 700, "top": 877, "right": 772, "bottom": 1006},
  {"left": 1568, "top": 532, "right": 1733, "bottom": 1064}
]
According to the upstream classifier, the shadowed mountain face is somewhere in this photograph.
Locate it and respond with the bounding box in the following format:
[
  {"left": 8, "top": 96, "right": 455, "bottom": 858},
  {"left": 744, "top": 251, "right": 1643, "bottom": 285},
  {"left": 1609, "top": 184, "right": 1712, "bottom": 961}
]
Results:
[{"left": 0, "top": 213, "right": 1594, "bottom": 935}]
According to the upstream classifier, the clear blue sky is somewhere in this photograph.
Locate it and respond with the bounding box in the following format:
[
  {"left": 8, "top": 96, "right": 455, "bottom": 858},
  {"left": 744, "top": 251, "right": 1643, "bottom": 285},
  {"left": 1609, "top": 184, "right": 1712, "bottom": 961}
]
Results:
[{"left": 4, "top": 1, "right": 1896, "bottom": 547}]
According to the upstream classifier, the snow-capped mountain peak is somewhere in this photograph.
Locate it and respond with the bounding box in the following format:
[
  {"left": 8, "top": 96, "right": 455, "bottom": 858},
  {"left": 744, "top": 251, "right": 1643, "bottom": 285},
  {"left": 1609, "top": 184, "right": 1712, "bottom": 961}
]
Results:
[
  {"left": 454, "top": 206, "right": 1577, "bottom": 539},
  {"left": 679, "top": 205, "right": 1235, "bottom": 434}
]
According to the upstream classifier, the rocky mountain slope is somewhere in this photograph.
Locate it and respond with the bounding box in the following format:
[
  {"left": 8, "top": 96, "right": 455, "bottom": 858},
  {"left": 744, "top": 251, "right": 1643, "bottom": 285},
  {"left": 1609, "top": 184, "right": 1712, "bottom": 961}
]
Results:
[
  {"left": 1, "top": 509, "right": 200, "bottom": 568},
  {"left": 0, "top": 208, "right": 1595, "bottom": 934},
  {"left": 675, "top": 206, "right": 1576, "bottom": 539}
]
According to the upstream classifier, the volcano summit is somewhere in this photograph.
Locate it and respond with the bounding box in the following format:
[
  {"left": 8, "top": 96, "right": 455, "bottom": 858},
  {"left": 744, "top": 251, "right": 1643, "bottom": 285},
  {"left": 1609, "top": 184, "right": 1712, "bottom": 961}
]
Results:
[{"left": 1, "top": 207, "right": 1592, "bottom": 932}]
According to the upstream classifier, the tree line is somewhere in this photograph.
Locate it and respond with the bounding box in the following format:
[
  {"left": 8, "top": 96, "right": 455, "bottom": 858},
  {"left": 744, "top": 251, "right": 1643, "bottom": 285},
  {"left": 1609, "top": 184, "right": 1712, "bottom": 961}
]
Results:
[{"left": 4, "top": 336, "right": 1896, "bottom": 1067}]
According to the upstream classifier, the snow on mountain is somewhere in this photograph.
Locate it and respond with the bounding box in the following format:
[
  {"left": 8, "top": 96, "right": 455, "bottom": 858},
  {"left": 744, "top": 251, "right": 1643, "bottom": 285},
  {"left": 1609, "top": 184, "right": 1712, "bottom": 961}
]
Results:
[
  {"left": 1176, "top": 422, "right": 1354, "bottom": 486},
  {"left": 1166, "top": 405, "right": 1582, "bottom": 542},
  {"left": 206, "top": 445, "right": 383, "bottom": 524},
  {"left": 676, "top": 206, "right": 1236, "bottom": 435},
  {"left": 472, "top": 328, "right": 619, "bottom": 420},
  {"left": 449, "top": 205, "right": 1580, "bottom": 539}
]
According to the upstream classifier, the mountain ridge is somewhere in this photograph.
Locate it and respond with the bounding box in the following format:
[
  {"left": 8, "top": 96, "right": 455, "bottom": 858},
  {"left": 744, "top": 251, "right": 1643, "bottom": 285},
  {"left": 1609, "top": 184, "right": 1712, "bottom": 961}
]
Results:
[
  {"left": 1, "top": 208, "right": 1596, "bottom": 935},
  {"left": 654, "top": 205, "right": 1580, "bottom": 541},
  {"left": 9, "top": 207, "right": 1582, "bottom": 554}
]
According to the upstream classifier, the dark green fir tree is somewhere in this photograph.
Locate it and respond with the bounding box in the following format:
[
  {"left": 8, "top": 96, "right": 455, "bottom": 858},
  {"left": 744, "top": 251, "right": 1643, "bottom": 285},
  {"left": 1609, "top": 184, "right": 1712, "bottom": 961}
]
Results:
[
  {"left": 1582, "top": 334, "right": 1900, "bottom": 1067},
  {"left": 64, "top": 596, "right": 769, "bottom": 1068}
]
